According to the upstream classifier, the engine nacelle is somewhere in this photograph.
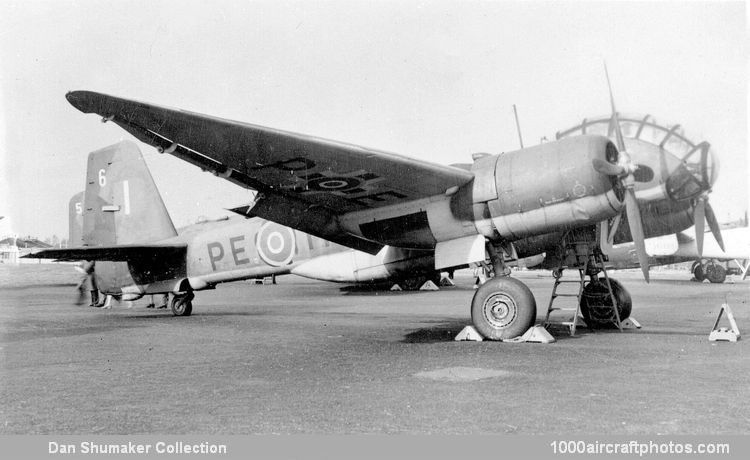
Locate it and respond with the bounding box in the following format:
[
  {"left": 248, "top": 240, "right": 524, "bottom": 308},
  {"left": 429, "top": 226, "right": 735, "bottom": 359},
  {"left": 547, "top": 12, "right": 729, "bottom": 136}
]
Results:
[
  {"left": 340, "top": 135, "right": 623, "bottom": 263},
  {"left": 469, "top": 134, "right": 623, "bottom": 240}
]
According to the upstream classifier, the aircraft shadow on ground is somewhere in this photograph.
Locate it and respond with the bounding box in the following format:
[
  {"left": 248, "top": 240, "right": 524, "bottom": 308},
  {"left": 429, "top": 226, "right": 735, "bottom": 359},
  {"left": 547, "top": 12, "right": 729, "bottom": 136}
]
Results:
[
  {"left": 400, "top": 321, "right": 703, "bottom": 343},
  {"left": 127, "top": 310, "right": 273, "bottom": 319},
  {"left": 0, "top": 283, "right": 78, "bottom": 291},
  {"left": 339, "top": 285, "right": 472, "bottom": 296},
  {"left": 401, "top": 320, "right": 473, "bottom": 343},
  {"left": 2, "top": 324, "right": 139, "bottom": 342}
]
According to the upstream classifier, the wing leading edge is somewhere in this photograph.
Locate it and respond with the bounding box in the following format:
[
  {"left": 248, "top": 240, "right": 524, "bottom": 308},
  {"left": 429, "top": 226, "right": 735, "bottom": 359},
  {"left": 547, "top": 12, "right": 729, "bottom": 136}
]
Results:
[{"left": 65, "top": 91, "right": 474, "bottom": 254}]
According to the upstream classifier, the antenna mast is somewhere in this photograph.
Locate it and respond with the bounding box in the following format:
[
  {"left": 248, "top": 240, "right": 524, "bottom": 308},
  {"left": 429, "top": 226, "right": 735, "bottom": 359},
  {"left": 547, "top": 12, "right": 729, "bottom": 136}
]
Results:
[{"left": 513, "top": 104, "right": 524, "bottom": 148}]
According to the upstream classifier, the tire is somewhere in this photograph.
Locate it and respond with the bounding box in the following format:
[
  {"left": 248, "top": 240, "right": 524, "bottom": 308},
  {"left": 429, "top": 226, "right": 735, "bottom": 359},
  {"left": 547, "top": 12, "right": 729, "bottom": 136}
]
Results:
[
  {"left": 706, "top": 264, "right": 726, "bottom": 284},
  {"left": 170, "top": 294, "right": 193, "bottom": 316},
  {"left": 471, "top": 277, "right": 536, "bottom": 340},
  {"left": 692, "top": 262, "right": 705, "bottom": 281},
  {"left": 579, "top": 278, "right": 632, "bottom": 328}
]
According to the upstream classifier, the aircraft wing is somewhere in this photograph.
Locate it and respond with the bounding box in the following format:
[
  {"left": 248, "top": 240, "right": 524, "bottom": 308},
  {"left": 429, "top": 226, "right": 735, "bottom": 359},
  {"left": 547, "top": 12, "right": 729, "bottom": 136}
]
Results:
[
  {"left": 66, "top": 91, "right": 474, "bottom": 254},
  {"left": 23, "top": 243, "right": 187, "bottom": 262}
]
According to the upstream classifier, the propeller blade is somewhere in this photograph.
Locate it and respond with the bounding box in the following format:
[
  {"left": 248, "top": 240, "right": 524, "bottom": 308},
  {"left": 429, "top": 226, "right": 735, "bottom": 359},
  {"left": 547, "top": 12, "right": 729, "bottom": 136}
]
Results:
[
  {"left": 604, "top": 62, "right": 626, "bottom": 152},
  {"left": 694, "top": 198, "right": 706, "bottom": 257},
  {"left": 704, "top": 201, "right": 726, "bottom": 252},
  {"left": 624, "top": 188, "right": 650, "bottom": 282},
  {"left": 592, "top": 158, "right": 625, "bottom": 176}
]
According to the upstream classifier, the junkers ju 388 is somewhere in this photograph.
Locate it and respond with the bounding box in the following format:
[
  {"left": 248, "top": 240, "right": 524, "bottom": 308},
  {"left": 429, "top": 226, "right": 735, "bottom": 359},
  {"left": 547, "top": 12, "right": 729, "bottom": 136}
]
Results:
[{"left": 52, "top": 72, "right": 721, "bottom": 340}]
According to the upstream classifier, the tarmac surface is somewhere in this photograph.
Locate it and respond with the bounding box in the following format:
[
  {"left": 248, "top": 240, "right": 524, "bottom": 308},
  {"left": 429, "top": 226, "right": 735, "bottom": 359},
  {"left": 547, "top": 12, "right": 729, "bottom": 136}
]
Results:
[{"left": 1, "top": 264, "right": 749, "bottom": 435}]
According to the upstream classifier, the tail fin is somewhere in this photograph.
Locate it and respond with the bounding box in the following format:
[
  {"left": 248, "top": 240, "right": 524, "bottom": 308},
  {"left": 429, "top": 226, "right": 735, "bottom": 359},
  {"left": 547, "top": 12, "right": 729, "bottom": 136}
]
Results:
[
  {"left": 68, "top": 191, "right": 84, "bottom": 248},
  {"left": 82, "top": 141, "right": 177, "bottom": 245}
]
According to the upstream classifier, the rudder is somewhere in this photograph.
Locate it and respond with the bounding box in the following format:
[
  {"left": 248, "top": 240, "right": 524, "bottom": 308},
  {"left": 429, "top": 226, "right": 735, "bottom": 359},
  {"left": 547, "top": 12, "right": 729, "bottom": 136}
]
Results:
[{"left": 82, "top": 141, "right": 177, "bottom": 245}]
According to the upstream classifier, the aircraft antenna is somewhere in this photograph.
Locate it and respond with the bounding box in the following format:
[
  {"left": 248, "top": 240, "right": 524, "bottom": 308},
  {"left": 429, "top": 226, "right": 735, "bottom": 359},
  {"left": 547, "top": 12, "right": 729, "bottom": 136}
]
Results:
[{"left": 513, "top": 104, "right": 524, "bottom": 149}]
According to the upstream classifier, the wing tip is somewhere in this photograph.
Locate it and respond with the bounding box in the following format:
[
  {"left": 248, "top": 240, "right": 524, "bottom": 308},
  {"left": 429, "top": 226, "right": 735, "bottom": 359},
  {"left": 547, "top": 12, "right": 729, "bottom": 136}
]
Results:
[{"left": 65, "top": 90, "right": 108, "bottom": 114}]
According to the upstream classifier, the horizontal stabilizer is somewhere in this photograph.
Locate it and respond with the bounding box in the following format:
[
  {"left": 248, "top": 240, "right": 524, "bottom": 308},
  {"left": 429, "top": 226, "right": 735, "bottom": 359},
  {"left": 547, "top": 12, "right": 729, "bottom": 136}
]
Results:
[{"left": 23, "top": 243, "right": 187, "bottom": 262}]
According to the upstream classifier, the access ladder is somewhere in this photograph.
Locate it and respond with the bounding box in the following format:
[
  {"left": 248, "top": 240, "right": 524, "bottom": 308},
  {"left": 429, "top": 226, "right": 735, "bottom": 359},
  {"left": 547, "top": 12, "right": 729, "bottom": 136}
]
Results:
[{"left": 544, "top": 245, "right": 623, "bottom": 336}]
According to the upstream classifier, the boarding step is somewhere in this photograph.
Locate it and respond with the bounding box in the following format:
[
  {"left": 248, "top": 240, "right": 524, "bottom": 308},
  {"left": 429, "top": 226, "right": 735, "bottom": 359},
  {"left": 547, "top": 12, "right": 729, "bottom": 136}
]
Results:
[{"left": 544, "top": 249, "right": 594, "bottom": 336}]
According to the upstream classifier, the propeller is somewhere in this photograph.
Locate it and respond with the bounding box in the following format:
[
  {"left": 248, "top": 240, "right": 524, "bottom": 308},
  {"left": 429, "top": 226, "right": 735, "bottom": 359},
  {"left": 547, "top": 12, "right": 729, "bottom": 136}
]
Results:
[
  {"left": 594, "top": 63, "right": 650, "bottom": 282},
  {"left": 694, "top": 195, "right": 725, "bottom": 256}
]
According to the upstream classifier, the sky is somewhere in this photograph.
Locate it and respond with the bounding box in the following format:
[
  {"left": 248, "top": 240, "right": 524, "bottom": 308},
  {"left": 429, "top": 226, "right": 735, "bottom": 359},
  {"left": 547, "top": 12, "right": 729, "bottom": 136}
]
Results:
[{"left": 0, "top": 0, "right": 747, "bottom": 240}]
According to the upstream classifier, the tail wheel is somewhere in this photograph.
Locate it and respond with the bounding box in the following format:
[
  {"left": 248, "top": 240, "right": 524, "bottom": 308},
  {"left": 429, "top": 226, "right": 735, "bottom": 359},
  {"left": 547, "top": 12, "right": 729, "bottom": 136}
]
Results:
[
  {"left": 170, "top": 292, "right": 194, "bottom": 316},
  {"left": 579, "top": 278, "right": 632, "bottom": 328},
  {"left": 471, "top": 277, "right": 536, "bottom": 340},
  {"left": 705, "top": 264, "right": 726, "bottom": 284}
]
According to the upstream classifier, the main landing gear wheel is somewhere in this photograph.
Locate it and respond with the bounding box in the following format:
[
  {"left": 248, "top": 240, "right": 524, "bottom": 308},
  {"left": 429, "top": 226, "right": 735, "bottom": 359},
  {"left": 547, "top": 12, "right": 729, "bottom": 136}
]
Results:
[
  {"left": 579, "top": 278, "right": 632, "bottom": 328},
  {"left": 691, "top": 261, "right": 705, "bottom": 281},
  {"left": 691, "top": 261, "right": 726, "bottom": 283},
  {"left": 705, "top": 263, "right": 727, "bottom": 284},
  {"left": 471, "top": 277, "right": 536, "bottom": 340},
  {"left": 170, "top": 292, "right": 194, "bottom": 316}
]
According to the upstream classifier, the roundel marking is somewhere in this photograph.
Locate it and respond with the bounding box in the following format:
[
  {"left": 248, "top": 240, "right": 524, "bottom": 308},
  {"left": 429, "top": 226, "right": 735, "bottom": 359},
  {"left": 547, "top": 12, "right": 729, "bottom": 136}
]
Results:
[
  {"left": 306, "top": 176, "right": 361, "bottom": 191},
  {"left": 256, "top": 222, "right": 295, "bottom": 266}
]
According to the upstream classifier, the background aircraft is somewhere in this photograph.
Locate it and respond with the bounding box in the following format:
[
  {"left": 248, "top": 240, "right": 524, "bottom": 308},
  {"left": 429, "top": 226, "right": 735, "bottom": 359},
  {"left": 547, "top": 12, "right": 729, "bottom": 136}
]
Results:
[
  {"left": 604, "top": 226, "right": 749, "bottom": 284},
  {"left": 60, "top": 73, "right": 722, "bottom": 340},
  {"left": 26, "top": 141, "right": 442, "bottom": 315}
]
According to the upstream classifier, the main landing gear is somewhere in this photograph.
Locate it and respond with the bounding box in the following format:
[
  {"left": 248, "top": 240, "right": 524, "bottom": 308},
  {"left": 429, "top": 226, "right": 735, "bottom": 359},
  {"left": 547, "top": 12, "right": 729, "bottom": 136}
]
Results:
[
  {"left": 170, "top": 292, "right": 194, "bottom": 316},
  {"left": 470, "top": 233, "right": 634, "bottom": 340},
  {"left": 579, "top": 277, "right": 632, "bottom": 328},
  {"left": 470, "top": 243, "right": 537, "bottom": 340},
  {"left": 471, "top": 277, "right": 536, "bottom": 340},
  {"left": 546, "top": 239, "right": 631, "bottom": 333}
]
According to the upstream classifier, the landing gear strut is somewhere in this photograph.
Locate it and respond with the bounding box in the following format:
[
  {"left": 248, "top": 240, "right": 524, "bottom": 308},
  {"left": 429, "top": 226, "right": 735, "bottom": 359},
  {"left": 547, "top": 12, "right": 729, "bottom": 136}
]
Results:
[{"left": 170, "top": 292, "right": 194, "bottom": 316}]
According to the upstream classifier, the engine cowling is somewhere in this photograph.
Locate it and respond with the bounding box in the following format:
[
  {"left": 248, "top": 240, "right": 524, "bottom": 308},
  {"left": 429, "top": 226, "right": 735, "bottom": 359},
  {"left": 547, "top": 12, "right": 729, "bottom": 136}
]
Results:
[{"left": 467, "top": 134, "right": 623, "bottom": 241}]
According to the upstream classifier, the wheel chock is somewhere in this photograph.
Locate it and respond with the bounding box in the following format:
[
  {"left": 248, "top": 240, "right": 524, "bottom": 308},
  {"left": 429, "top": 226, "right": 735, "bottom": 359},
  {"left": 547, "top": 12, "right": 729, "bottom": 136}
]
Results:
[
  {"left": 709, "top": 303, "right": 741, "bottom": 342},
  {"left": 455, "top": 326, "right": 483, "bottom": 341},
  {"left": 501, "top": 326, "right": 556, "bottom": 343},
  {"left": 390, "top": 284, "right": 403, "bottom": 291},
  {"left": 439, "top": 276, "right": 455, "bottom": 287},
  {"left": 621, "top": 317, "right": 642, "bottom": 329},
  {"left": 710, "top": 328, "right": 739, "bottom": 342},
  {"left": 419, "top": 280, "right": 440, "bottom": 291}
]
